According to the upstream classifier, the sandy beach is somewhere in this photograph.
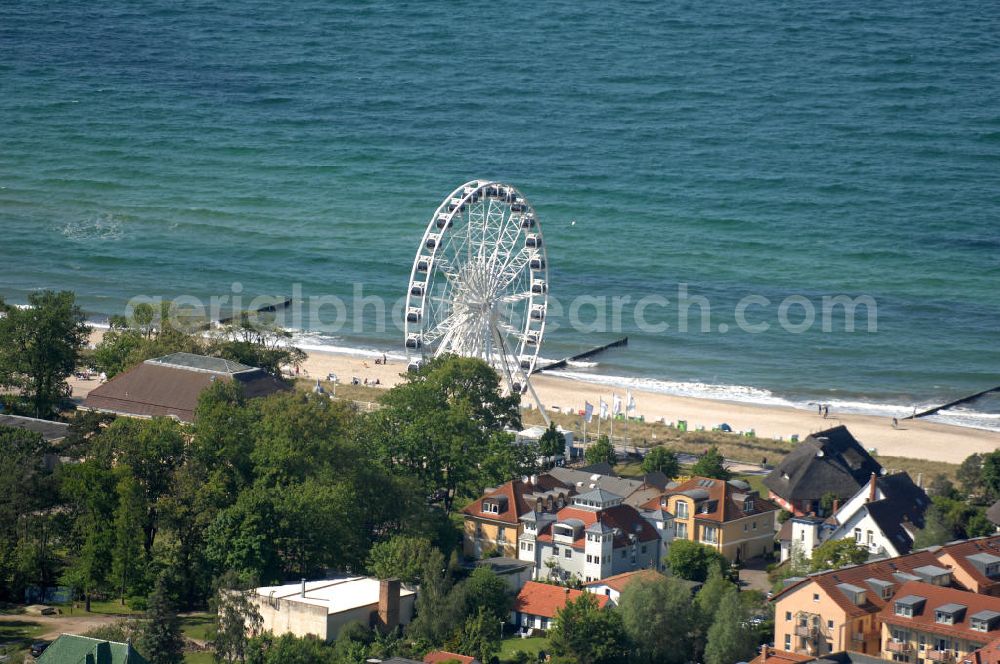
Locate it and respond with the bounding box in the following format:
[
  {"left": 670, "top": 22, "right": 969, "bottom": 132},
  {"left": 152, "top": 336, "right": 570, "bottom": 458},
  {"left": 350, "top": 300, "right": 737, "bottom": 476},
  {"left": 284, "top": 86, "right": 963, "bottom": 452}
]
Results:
[{"left": 74, "top": 329, "right": 1000, "bottom": 464}]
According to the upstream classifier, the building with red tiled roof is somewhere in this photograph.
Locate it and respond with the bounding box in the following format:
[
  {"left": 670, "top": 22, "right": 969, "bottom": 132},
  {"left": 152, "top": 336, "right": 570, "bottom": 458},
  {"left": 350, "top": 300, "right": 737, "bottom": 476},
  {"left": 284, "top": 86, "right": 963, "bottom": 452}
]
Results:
[
  {"left": 462, "top": 474, "right": 573, "bottom": 558},
  {"left": 582, "top": 568, "right": 702, "bottom": 604},
  {"left": 966, "top": 637, "right": 1000, "bottom": 664},
  {"left": 423, "top": 651, "right": 480, "bottom": 664},
  {"left": 511, "top": 581, "right": 610, "bottom": 630},
  {"left": 879, "top": 581, "right": 1000, "bottom": 661},
  {"left": 644, "top": 476, "right": 779, "bottom": 562},
  {"left": 770, "top": 535, "right": 1000, "bottom": 659},
  {"left": 747, "top": 646, "right": 816, "bottom": 664},
  {"left": 518, "top": 488, "right": 671, "bottom": 584}
]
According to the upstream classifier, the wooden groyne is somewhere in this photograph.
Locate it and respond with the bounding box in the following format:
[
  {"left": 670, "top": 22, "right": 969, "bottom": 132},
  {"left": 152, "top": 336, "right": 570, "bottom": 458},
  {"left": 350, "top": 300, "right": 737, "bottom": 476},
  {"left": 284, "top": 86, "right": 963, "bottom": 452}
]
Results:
[
  {"left": 216, "top": 296, "right": 293, "bottom": 325},
  {"left": 533, "top": 336, "right": 628, "bottom": 373},
  {"left": 906, "top": 385, "right": 1000, "bottom": 419}
]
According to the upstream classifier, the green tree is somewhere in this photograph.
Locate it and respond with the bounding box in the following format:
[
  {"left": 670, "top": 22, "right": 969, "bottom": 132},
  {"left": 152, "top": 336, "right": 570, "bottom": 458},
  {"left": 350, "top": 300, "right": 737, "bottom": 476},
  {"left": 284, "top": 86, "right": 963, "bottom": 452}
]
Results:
[
  {"left": 667, "top": 539, "right": 728, "bottom": 582},
  {"left": 111, "top": 472, "right": 148, "bottom": 603},
  {"left": 539, "top": 422, "right": 566, "bottom": 459},
  {"left": 247, "top": 633, "right": 338, "bottom": 664},
  {"left": 92, "top": 301, "right": 205, "bottom": 378},
  {"left": 363, "top": 355, "right": 520, "bottom": 510},
  {"left": 958, "top": 453, "right": 985, "bottom": 499},
  {"left": 0, "top": 426, "right": 58, "bottom": 599},
  {"left": 810, "top": 538, "right": 868, "bottom": 572},
  {"left": 549, "top": 592, "right": 629, "bottom": 664},
  {"left": 695, "top": 565, "right": 735, "bottom": 621},
  {"left": 367, "top": 536, "right": 437, "bottom": 584},
  {"left": 585, "top": 435, "right": 617, "bottom": 467},
  {"left": 641, "top": 446, "right": 679, "bottom": 478},
  {"left": 0, "top": 290, "right": 89, "bottom": 417},
  {"left": 142, "top": 572, "right": 185, "bottom": 664},
  {"left": 912, "top": 505, "right": 953, "bottom": 549},
  {"left": 214, "top": 581, "right": 263, "bottom": 664},
  {"left": 445, "top": 607, "right": 501, "bottom": 664},
  {"left": 480, "top": 431, "right": 539, "bottom": 487},
  {"left": 406, "top": 549, "right": 462, "bottom": 646},
  {"left": 619, "top": 573, "right": 695, "bottom": 664},
  {"left": 462, "top": 567, "right": 511, "bottom": 621},
  {"left": 928, "top": 474, "right": 959, "bottom": 499},
  {"left": 819, "top": 491, "right": 840, "bottom": 515},
  {"left": 703, "top": 587, "right": 755, "bottom": 664},
  {"left": 60, "top": 457, "right": 117, "bottom": 611},
  {"left": 982, "top": 451, "right": 1000, "bottom": 502},
  {"left": 690, "top": 446, "right": 730, "bottom": 480},
  {"left": 208, "top": 312, "right": 305, "bottom": 377}
]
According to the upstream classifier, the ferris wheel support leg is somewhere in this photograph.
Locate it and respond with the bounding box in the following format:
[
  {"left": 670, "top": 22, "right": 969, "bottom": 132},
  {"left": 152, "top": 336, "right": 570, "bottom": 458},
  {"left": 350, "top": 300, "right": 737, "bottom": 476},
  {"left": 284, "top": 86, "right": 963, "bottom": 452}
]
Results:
[{"left": 524, "top": 377, "right": 551, "bottom": 427}]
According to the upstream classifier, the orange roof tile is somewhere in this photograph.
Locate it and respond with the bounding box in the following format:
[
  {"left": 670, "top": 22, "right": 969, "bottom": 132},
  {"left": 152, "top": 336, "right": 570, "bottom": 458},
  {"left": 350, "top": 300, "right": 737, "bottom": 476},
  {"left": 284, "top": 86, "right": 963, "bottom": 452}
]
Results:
[
  {"left": 462, "top": 475, "right": 572, "bottom": 525},
  {"left": 424, "top": 651, "right": 478, "bottom": 664},
  {"left": 584, "top": 569, "right": 662, "bottom": 593},
  {"left": 514, "top": 581, "right": 610, "bottom": 619},
  {"left": 966, "top": 637, "right": 1000, "bottom": 664},
  {"left": 880, "top": 581, "right": 1000, "bottom": 645},
  {"left": 644, "top": 476, "right": 779, "bottom": 523},
  {"left": 748, "top": 648, "right": 814, "bottom": 664}
]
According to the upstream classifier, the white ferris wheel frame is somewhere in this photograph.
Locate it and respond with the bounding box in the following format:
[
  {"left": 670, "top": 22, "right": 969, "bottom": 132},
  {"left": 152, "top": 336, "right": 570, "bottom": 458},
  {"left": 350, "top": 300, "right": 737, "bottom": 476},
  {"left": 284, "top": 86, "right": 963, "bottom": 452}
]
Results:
[{"left": 404, "top": 180, "right": 549, "bottom": 411}]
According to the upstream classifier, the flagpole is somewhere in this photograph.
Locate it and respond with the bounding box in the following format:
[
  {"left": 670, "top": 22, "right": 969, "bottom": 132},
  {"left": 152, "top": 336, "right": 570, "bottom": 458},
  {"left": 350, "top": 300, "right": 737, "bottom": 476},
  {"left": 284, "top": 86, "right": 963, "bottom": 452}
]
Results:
[{"left": 610, "top": 394, "right": 615, "bottom": 442}]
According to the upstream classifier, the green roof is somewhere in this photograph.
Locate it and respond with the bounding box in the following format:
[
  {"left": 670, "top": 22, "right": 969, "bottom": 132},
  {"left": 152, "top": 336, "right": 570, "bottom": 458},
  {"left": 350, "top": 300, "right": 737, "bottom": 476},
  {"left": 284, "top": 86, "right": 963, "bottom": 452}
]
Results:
[{"left": 38, "top": 634, "right": 149, "bottom": 664}]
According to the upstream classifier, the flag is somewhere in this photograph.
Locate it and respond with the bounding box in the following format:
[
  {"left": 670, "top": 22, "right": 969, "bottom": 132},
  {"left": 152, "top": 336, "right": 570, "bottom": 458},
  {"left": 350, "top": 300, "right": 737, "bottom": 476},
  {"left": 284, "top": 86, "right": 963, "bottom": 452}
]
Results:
[
  {"left": 627, "top": 389, "right": 636, "bottom": 414},
  {"left": 599, "top": 398, "right": 609, "bottom": 419},
  {"left": 584, "top": 401, "right": 594, "bottom": 423},
  {"left": 613, "top": 393, "right": 622, "bottom": 415}
]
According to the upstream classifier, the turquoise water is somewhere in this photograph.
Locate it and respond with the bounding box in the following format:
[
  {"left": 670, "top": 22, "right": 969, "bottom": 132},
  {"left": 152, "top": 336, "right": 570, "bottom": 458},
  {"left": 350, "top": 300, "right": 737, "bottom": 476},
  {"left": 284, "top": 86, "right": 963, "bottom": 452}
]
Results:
[{"left": 2, "top": 2, "right": 999, "bottom": 427}]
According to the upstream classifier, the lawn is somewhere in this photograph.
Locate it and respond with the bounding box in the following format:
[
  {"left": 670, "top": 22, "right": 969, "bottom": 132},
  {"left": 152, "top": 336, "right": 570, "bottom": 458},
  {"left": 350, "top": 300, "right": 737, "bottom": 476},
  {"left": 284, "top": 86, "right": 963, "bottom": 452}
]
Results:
[
  {"left": 499, "top": 634, "right": 549, "bottom": 662},
  {"left": 184, "top": 651, "right": 215, "bottom": 664},
  {"left": 179, "top": 613, "right": 216, "bottom": 643},
  {"left": 0, "top": 618, "right": 46, "bottom": 659}
]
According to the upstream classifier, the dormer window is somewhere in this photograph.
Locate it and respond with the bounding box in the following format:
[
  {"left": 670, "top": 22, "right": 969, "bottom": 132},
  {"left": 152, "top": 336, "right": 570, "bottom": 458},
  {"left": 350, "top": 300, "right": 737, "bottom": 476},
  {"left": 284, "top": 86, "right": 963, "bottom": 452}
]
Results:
[
  {"left": 970, "top": 611, "right": 1000, "bottom": 632},
  {"left": 896, "top": 604, "right": 913, "bottom": 618},
  {"left": 935, "top": 604, "right": 967, "bottom": 626},
  {"left": 745, "top": 498, "right": 754, "bottom": 512},
  {"left": 675, "top": 502, "right": 689, "bottom": 519}
]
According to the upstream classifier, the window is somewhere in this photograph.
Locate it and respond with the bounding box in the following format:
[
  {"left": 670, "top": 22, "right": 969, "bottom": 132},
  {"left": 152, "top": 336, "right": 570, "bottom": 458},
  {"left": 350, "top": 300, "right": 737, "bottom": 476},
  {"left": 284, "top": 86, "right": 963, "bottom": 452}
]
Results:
[
  {"left": 972, "top": 618, "right": 989, "bottom": 632},
  {"left": 813, "top": 593, "right": 820, "bottom": 602},
  {"left": 784, "top": 635, "right": 791, "bottom": 650},
  {"left": 498, "top": 527, "right": 507, "bottom": 542},
  {"left": 753, "top": 521, "right": 758, "bottom": 530},
  {"left": 935, "top": 611, "right": 954, "bottom": 626},
  {"left": 676, "top": 502, "right": 689, "bottom": 519},
  {"left": 527, "top": 543, "right": 533, "bottom": 551},
  {"left": 565, "top": 549, "right": 572, "bottom": 559},
  {"left": 785, "top": 611, "right": 792, "bottom": 621},
  {"left": 675, "top": 522, "right": 688, "bottom": 539},
  {"left": 520, "top": 542, "right": 526, "bottom": 551},
  {"left": 587, "top": 554, "right": 593, "bottom": 563},
  {"left": 702, "top": 526, "right": 719, "bottom": 544},
  {"left": 744, "top": 523, "right": 748, "bottom": 532},
  {"left": 746, "top": 499, "right": 755, "bottom": 512},
  {"left": 855, "top": 527, "right": 862, "bottom": 543},
  {"left": 895, "top": 604, "right": 913, "bottom": 618},
  {"left": 827, "top": 619, "right": 834, "bottom": 629},
  {"left": 553, "top": 546, "right": 559, "bottom": 555},
  {"left": 641, "top": 544, "right": 647, "bottom": 554}
]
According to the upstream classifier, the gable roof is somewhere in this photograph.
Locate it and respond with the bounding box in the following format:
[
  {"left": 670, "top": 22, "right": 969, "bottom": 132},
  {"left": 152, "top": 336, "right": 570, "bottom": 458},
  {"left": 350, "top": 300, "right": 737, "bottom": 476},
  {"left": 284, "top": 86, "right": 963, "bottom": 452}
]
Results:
[
  {"left": 546, "top": 466, "right": 661, "bottom": 507},
  {"left": 424, "top": 651, "right": 480, "bottom": 664},
  {"left": 38, "top": 634, "right": 149, "bottom": 664},
  {"left": 832, "top": 472, "right": 930, "bottom": 555},
  {"left": 83, "top": 353, "right": 288, "bottom": 422},
  {"left": 535, "top": 504, "right": 660, "bottom": 549},
  {"left": 771, "top": 548, "right": 944, "bottom": 618},
  {"left": 647, "top": 476, "right": 779, "bottom": 523},
  {"left": 514, "top": 581, "right": 610, "bottom": 618},
  {"left": 463, "top": 475, "right": 573, "bottom": 525},
  {"left": 938, "top": 536, "right": 1000, "bottom": 592},
  {"left": 764, "top": 426, "right": 883, "bottom": 502},
  {"left": 583, "top": 569, "right": 662, "bottom": 593},
  {"left": 880, "top": 581, "right": 1000, "bottom": 644}
]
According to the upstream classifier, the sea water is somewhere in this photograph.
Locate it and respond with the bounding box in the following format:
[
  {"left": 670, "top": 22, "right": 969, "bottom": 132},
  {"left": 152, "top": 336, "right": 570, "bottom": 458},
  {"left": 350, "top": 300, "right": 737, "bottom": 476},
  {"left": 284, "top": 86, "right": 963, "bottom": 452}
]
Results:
[{"left": 1, "top": 1, "right": 998, "bottom": 428}]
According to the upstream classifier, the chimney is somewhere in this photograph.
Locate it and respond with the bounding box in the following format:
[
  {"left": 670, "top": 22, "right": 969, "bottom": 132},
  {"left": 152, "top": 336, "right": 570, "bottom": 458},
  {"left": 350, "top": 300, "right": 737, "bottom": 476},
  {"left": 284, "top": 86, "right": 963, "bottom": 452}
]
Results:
[
  {"left": 377, "top": 579, "right": 401, "bottom": 633},
  {"left": 300, "top": 578, "right": 306, "bottom": 597},
  {"left": 868, "top": 473, "right": 877, "bottom": 503},
  {"left": 761, "top": 644, "right": 770, "bottom": 660}
]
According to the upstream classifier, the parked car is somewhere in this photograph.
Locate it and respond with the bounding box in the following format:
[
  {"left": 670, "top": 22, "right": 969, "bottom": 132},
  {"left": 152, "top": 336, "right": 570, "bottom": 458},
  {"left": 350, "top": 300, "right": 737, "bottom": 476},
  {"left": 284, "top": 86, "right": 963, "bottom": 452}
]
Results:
[{"left": 30, "top": 642, "right": 50, "bottom": 658}]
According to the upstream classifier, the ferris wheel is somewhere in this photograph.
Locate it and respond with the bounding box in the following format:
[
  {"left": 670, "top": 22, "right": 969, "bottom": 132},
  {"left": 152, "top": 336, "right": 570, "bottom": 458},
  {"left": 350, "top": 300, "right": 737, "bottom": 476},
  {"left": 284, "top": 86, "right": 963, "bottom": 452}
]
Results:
[{"left": 405, "top": 180, "right": 549, "bottom": 408}]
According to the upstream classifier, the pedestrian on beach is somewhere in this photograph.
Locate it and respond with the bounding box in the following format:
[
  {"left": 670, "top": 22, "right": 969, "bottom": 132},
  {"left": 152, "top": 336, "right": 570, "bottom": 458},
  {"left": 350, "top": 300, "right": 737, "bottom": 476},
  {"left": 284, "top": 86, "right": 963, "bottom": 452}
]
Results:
[
  {"left": 892, "top": 417, "right": 898, "bottom": 428},
  {"left": 383, "top": 353, "right": 387, "bottom": 364},
  {"left": 823, "top": 405, "right": 829, "bottom": 418},
  {"left": 817, "top": 403, "right": 822, "bottom": 415}
]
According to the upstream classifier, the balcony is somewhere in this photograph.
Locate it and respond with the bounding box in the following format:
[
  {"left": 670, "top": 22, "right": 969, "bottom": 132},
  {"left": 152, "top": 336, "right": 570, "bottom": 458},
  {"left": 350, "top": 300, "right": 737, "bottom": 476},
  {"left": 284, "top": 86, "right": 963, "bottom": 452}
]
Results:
[
  {"left": 885, "top": 641, "right": 912, "bottom": 654},
  {"left": 795, "top": 624, "right": 818, "bottom": 638},
  {"left": 926, "top": 650, "right": 954, "bottom": 663}
]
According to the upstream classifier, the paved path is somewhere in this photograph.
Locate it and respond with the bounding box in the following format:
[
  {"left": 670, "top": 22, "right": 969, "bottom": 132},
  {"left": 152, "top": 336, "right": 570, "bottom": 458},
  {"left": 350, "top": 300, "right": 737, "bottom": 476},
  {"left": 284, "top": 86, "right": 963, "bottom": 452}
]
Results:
[{"left": 0, "top": 610, "right": 121, "bottom": 640}]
